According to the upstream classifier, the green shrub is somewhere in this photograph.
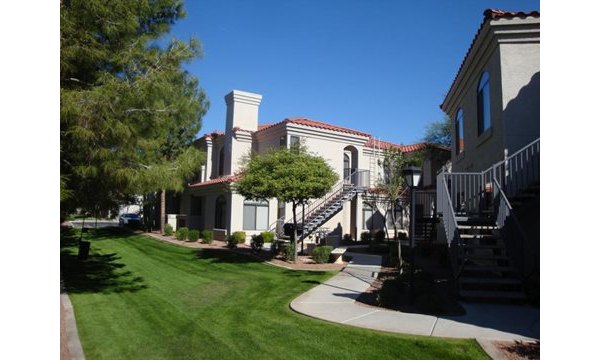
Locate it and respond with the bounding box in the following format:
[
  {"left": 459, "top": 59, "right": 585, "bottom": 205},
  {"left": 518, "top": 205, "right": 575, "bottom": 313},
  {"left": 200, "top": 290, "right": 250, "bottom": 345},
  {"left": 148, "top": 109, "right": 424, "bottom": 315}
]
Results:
[
  {"left": 343, "top": 233, "right": 352, "bottom": 243},
  {"left": 164, "top": 224, "right": 174, "bottom": 236},
  {"left": 251, "top": 234, "right": 264, "bottom": 253},
  {"left": 283, "top": 243, "right": 296, "bottom": 262},
  {"left": 360, "top": 231, "right": 372, "bottom": 242},
  {"left": 260, "top": 231, "right": 274, "bottom": 243},
  {"left": 187, "top": 229, "right": 200, "bottom": 242},
  {"left": 200, "top": 230, "right": 213, "bottom": 244},
  {"left": 176, "top": 227, "right": 189, "bottom": 241},
  {"left": 374, "top": 229, "right": 386, "bottom": 242},
  {"left": 397, "top": 231, "right": 408, "bottom": 240},
  {"left": 312, "top": 246, "right": 333, "bottom": 264},
  {"left": 232, "top": 231, "right": 246, "bottom": 244},
  {"left": 226, "top": 235, "right": 237, "bottom": 249}
]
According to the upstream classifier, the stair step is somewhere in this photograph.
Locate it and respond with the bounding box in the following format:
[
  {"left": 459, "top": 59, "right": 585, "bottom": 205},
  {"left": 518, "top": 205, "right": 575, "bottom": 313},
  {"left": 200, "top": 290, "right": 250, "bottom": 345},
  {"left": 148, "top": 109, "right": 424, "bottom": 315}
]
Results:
[
  {"left": 458, "top": 225, "right": 498, "bottom": 230},
  {"left": 510, "top": 193, "right": 537, "bottom": 201},
  {"left": 459, "top": 290, "right": 527, "bottom": 300},
  {"left": 460, "top": 234, "right": 497, "bottom": 239},
  {"left": 466, "top": 254, "right": 509, "bottom": 261},
  {"left": 460, "top": 277, "right": 522, "bottom": 285},
  {"left": 464, "top": 244, "right": 504, "bottom": 250},
  {"left": 463, "top": 265, "right": 515, "bottom": 272}
]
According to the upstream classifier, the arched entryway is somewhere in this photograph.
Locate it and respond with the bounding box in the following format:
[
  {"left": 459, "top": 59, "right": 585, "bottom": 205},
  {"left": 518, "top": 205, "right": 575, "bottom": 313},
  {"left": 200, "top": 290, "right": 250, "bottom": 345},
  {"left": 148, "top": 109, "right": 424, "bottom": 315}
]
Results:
[
  {"left": 343, "top": 145, "right": 359, "bottom": 239},
  {"left": 343, "top": 145, "right": 359, "bottom": 182}
]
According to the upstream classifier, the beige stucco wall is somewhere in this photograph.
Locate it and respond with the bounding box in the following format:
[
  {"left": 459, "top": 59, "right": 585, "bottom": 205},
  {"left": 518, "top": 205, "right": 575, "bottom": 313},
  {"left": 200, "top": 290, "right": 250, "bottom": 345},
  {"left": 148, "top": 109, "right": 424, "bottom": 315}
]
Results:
[
  {"left": 499, "top": 42, "right": 540, "bottom": 154},
  {"left": 444, "top": 17, "right": 539, "bottom": 173}
]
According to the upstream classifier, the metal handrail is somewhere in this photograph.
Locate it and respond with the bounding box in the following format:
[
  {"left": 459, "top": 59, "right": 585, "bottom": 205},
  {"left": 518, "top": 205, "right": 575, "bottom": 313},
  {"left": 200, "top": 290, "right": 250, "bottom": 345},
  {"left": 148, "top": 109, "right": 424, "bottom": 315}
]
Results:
[
  {"left": 493, "top": 178, "right": 533, "bottom": 277},
  {"left": 295, "top": 170, "right": 358, "bottom": 227},
  {"left": 438, "top": 171, "right": 464, "bottom": 279},
  {"left": 269, "top": 170, "right": 358, "bottom": 239}
]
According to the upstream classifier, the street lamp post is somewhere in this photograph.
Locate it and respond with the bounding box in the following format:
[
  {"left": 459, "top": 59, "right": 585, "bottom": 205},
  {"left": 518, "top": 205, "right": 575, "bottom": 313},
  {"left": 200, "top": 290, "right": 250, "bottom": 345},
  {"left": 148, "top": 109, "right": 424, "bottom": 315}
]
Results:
[{"left": 402, "top": 166, "right": 422, "bottom": 304}]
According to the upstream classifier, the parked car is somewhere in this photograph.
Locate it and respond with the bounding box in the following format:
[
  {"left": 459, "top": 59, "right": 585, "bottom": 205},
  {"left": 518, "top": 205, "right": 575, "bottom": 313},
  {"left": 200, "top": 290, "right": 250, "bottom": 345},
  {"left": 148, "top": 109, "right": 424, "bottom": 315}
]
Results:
[{"left": 119, "top": 213, "right": 142, "bottom": 226}]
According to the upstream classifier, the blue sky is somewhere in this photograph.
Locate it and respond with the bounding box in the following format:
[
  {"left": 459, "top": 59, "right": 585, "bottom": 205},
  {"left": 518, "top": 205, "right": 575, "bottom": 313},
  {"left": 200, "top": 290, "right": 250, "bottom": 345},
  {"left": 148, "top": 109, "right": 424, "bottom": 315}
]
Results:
[{"left": 167, "top": 0, "right": 540, "bottom": 145}]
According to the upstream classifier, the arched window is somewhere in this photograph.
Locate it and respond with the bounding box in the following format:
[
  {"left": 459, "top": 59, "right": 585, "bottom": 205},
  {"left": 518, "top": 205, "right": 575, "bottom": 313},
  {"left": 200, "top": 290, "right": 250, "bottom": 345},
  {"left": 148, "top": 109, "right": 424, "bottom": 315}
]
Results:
[
  {"left": 477, "top": 71, "right": 491, "bottom": 135},
  {"left": 243, "top": 199, "right": 269, "bottom": 230},
  {"left": 215, "top": 195, "right": 227, "bottom": 229},
  {"left": 456, "top": 109, "right": 464, "bottom": 153},
  {"left": 218, "top": 147, "right": 225, "bottom": 176}
]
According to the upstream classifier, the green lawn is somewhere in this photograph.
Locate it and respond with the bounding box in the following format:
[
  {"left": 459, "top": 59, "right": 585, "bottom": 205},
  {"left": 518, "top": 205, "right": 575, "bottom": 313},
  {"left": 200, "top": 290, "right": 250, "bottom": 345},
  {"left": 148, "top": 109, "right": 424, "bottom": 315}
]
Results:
[{"left": 61, "top": 228, "right": 489, "bottom": 360}]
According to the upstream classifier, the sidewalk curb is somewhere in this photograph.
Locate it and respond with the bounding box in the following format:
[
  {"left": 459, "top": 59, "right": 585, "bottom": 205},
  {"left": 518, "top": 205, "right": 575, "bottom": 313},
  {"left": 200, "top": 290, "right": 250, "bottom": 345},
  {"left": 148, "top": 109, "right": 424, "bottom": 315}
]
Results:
[
  {"left": 476, "top": 339, "right": 507, "bottom": 360},
  {"left": 61, "top": 293, "right": 85, "bottom": 360}
]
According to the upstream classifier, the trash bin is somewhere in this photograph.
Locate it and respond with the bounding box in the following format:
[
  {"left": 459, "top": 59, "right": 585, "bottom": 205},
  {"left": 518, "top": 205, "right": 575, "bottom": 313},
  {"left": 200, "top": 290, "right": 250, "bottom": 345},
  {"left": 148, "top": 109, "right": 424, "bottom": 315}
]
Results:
[
  {"left": 78, "top": 241, "right": 91, "bottom": 260},
  {"left": 283, "top": 223, "right": 303, "bottom": 237}
]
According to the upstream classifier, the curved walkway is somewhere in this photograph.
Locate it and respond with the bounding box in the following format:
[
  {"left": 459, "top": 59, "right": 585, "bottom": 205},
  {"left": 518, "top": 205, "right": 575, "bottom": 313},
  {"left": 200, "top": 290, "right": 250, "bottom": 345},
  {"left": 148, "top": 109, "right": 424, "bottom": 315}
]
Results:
[{"left": 290, "top": 251, "right": 540, "bottom": 341}]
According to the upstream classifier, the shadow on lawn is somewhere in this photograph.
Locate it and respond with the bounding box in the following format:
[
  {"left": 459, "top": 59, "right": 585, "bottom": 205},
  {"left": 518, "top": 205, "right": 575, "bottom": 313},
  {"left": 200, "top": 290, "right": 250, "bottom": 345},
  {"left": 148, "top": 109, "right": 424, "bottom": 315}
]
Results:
[
  {"left": 60, "top": 228, "right": 147, "bottom": 294},
  {"left": 195, "top": 248, "right": 264, "bottom": 264}
]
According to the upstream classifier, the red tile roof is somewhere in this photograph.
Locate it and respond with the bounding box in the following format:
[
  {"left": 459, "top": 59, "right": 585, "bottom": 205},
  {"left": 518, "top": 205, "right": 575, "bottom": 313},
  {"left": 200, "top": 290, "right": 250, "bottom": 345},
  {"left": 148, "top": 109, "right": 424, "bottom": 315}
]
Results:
[
  {"left": 484, "top": 9, "right": 540, "bottom": 20},
  {"left": 256, "top": 117, "right": 371, "bottom": 137},
  {"left": 365, "top": 139, "right": 449, "bottom": 153},
  {"left": 188, "top": 174, "right": 241, "bottom": 188},
  {"left": 199, "top": 119, "right": 448, "bottom": 154},
  {"left": 440, "top": 9, "right": 540, "bottom": 110}
]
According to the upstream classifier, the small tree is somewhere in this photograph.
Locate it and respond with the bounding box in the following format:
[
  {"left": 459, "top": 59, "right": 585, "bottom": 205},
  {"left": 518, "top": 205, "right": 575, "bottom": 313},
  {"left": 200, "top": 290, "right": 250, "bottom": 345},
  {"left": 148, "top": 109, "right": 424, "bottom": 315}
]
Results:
[
  {"left": 423, "top": 116, "right": 452, "bottom": 147},
  {"left": 234, "top": 146, "right": 338, "bottom": 262},
  {"left": 372, "top": 147, "right": 422, "bottom": 268}
]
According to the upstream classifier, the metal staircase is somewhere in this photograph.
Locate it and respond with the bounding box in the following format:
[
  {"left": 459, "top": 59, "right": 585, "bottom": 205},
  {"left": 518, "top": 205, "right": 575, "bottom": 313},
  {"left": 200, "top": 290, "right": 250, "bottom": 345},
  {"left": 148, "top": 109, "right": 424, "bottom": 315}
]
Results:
[
  {"left": 272, "top": 170, "right": 370, "bottom": 243},
  {"left": 437, "top": 138, "right": 539, "bottom": 302}
]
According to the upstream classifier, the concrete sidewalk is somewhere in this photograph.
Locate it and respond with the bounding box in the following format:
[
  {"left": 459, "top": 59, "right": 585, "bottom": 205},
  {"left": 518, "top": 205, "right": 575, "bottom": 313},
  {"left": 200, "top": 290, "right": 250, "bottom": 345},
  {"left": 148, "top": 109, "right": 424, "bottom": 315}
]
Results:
[{"left": 290, "top": 251, "right": 539, "bottom": 341}]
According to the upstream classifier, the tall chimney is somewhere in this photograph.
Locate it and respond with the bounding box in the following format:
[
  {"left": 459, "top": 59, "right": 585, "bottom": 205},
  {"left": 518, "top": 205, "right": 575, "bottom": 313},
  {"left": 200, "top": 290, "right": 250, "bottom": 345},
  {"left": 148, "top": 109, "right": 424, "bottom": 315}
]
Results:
[{"left": 224, "top": 90, "right": 262, "bottom": 132}]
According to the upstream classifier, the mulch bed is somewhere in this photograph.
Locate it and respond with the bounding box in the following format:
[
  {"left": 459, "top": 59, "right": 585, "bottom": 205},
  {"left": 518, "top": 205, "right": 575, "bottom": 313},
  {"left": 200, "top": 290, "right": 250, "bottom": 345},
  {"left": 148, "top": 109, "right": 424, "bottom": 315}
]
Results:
[
  {"left": 145, "top": 232, "right": 346, "bottom": 271},
  {"left": 355, "top": 247, "right": 466, "bottom": 316},
  {"left": 494, "top": 340, "right": 540, "bottom": 360}
]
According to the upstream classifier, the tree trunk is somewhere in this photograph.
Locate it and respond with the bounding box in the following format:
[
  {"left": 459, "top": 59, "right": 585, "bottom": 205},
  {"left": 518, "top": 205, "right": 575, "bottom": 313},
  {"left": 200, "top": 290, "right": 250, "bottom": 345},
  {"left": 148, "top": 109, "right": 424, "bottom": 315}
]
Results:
[
  {"left": 160, "top": 189, "right": 166, "bottom": 234},
  {"left": 291, "top": 201, "right": 298, "bottom": 263}
]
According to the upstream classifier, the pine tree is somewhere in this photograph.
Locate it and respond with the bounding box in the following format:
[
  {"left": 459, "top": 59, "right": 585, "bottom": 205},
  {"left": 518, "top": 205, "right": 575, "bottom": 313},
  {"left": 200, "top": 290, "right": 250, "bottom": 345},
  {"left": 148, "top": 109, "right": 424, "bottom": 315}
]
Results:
[{"left": 60, "top": 0, "right": 208, "bottom": 225}]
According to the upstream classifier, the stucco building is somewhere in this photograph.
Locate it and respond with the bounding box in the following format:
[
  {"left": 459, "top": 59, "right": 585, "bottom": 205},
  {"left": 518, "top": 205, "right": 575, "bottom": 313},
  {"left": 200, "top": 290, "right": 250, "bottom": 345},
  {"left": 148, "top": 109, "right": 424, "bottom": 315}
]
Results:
[
  {"left": 170, "top": 90, "right": 448, "bottom": 245},
  {"left": 437, "top": 9, "right": 540, "bottom": 302}
]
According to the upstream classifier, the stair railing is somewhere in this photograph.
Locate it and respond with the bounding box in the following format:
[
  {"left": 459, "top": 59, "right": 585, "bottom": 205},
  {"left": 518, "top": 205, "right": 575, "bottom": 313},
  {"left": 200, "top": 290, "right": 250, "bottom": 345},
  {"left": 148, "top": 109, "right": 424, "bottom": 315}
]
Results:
[
  {"left": 271, "top": 169, "right": 369, "bottom": 241},
  {"left": 493, "top": 178, "right": 533, "bottom": 278},
  {"left": 437, "top": 171, "right": 465, "bottom": 279}
]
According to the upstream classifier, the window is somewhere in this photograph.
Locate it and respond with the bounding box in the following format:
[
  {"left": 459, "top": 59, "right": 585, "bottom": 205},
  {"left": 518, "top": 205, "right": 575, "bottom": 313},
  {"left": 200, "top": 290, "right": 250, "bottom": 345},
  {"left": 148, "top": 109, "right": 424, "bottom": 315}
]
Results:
[
  {"left": 477, "top": 71, "right": 491, "bottom": 135},
  {"left": 218, "top": 147, "right": 225, "bottom": 176},
  {"left": 190, "top": 196, "right": 203, "bottom": 216},
  {"left": 455, "top": 109, "right": 464, "bottom": 153},
  {"left": 343, "top": 153, "right": 351, "bottom": 178},
  {"left": 243, "top": 199, "right": 269, "bottom": 230},
  {"left": 279, "top": 136, "right": 287, "bottom": 148},
  {"left": 290, "top": 136, "right": 300, "bottom": 152},
  {"left": 363, "top": 204, "right": 374, "bottom": 230},
  {"left": 215, "top": 195, "right": 227, "bottom": 229}
]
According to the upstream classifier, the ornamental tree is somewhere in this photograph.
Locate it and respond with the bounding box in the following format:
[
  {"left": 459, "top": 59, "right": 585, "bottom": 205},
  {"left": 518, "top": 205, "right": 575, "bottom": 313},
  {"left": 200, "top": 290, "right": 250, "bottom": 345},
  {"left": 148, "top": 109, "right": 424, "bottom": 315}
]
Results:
[{"left": 234, "top": 145, "right": 338, "bottom": 262}]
